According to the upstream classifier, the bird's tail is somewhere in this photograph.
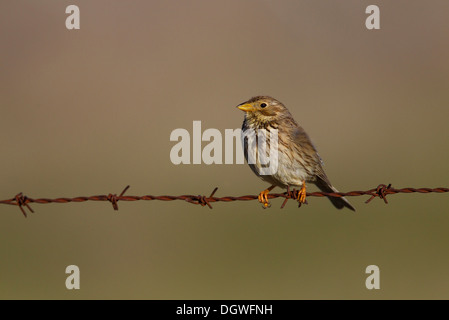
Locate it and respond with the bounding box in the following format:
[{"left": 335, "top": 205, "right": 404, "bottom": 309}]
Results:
[{"left": 315, "top": 179, "right": 356, "bottom": 212}]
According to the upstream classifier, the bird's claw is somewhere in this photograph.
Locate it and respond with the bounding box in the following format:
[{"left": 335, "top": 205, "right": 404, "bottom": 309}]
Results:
[
  {"left": 262, "top": 202, "right": 271, "bottom": 209},
  {"left": 297, "top": 183, "right": 307, "bottom": 204},
  {"left": 258, "top": 189, "right": 271, "bottom": 208}
]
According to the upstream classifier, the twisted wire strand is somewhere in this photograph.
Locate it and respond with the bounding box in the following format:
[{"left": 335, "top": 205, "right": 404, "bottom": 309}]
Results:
[{"left": 1, "top": 184, "right": 448, "bottom": 217}]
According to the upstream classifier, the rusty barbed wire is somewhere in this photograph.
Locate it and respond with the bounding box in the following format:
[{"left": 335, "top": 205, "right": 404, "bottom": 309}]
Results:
[{"left": 1, "top": 184, "right": 449, "bottom": 218}]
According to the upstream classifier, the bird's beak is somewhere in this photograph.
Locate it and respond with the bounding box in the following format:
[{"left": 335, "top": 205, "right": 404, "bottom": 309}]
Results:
[{"left": 237, "top": 103, "right": 256, "bottom": 112}]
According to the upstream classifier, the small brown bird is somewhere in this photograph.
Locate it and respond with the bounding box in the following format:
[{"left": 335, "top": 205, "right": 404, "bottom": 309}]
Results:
[{"left": 237, "top": 96, "right": 355, "bottom": 211}]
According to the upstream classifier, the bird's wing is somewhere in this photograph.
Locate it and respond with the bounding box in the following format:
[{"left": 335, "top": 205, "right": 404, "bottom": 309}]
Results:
[{"left": 291, "top": 125, "right": 331, "bottom": 185}]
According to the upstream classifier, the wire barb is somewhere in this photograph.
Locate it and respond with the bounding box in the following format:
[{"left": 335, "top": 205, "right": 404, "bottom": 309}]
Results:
[
  {"left": 14, "top": 193, "right": 34, "bottom": 218},
  {"left": 365, "top": 184, "right": 392, "bottom": 204},
  {"left": 195, "top": 187, "right": 218, "bottom": 209},
  {"left": 280, "top": 186, "right": 296, "bottom": 209},
  {"left": 107, "top": 185, "right": 130, "bottom": 211}
]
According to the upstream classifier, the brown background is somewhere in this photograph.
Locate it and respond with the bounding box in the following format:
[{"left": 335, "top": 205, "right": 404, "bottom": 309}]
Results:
[{"left": 1, "top": 0, "right": 449, "bottom": 299}]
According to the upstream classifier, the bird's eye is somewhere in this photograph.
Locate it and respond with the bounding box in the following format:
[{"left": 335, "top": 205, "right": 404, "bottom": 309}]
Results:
[{"left": 260, "top": 103, "right": 267, "bottom": 108}]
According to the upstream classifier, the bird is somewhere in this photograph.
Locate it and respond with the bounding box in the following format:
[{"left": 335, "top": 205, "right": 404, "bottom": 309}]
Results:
[{"left": 237, "top": 96, "right": 355, "bottom": 211}]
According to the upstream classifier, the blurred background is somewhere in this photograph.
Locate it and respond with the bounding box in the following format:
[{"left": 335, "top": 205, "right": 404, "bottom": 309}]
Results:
[{"left": 1, "top": 0, "right": 449, "bottom": 299}]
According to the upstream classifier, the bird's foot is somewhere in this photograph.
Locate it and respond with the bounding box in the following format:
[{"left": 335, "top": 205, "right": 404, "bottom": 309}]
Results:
[
  {"left": 258, "top": 188, "right": 272, "bottom": 208},
  {"left": 297, "top": 182, "right": 307, "bottom": 204}
]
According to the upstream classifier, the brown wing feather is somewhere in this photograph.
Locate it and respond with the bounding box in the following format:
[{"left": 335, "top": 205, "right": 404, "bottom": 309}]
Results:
[
  {"left": 290, "top": 125, "right": 329, "bottom": 182},
  {"left": 291, "top": 124, "right": 355, "bottom": 211}
]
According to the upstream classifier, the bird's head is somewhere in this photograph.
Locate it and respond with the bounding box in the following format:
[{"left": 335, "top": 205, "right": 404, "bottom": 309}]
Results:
[{"left": 237, "top": 96, "right": 291, "bottom": 125}]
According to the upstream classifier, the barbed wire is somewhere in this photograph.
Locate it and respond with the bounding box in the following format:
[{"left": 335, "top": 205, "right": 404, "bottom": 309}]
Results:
[{"left": 1, "top": 184, "right": 449, "bottom": 217}]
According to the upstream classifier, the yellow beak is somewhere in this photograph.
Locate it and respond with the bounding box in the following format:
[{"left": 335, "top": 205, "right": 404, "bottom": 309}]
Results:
[{"left": 237, "top": 103, "right": 256, "bottom": 112}]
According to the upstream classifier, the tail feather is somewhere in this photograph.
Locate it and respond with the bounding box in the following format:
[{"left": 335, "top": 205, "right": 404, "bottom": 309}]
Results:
[{"left": 315, "top": 180, "right": 356, "bottom": 212}]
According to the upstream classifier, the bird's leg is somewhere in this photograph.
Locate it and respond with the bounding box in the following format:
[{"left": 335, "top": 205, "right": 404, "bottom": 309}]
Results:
[
  {"left": 258, "top": 185, "right": 275, "bottom": 208},
  {"left": 297, "top": 181, "right": 307, "bottom": 204}
]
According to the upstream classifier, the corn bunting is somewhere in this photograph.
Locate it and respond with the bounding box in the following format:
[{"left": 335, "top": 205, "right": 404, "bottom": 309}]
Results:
[{"left": 237, "top": 96, "right": 355, "bottom": 211}]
